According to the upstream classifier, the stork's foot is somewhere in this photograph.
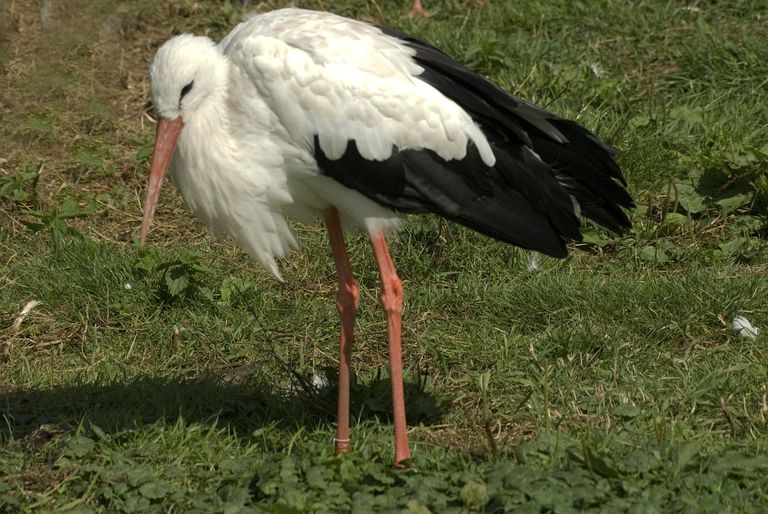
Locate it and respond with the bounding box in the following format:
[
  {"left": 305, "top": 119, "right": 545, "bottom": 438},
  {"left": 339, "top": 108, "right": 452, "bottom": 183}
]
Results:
[
  {"left": 334, "top": 438, "right": 351, "bottom": 454},
  {"left": 394, "top": 442, "right": 412, "bottom": 468},
  {"left": 393, "top": 457, "right": 412, "bottom": 470},
  {"left": 408, "top": 0, "right": 430, "bottom": 18}
]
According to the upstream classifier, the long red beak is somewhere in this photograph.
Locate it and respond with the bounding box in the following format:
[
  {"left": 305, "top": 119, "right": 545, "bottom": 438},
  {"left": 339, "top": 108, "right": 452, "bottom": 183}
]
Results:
[{"left": 140, "top": 116, "right": 183, "bottom": 244}]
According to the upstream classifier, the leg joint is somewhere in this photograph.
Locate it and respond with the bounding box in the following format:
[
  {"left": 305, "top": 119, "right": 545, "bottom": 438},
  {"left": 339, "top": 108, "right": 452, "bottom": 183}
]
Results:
[
  {"left": 380, "top": 273, "right": 403, "bottom": 314},
  {"left": 336, "top": 279, "right": 359, "bottom": 315}
]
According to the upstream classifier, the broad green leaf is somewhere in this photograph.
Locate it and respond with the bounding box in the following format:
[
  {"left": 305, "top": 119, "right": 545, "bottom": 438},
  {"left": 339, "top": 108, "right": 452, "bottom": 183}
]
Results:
[
  {"left": 406, "top": 499, "right": 433, "bottom": 514},
  {"left": 673, "top": 183, "right": 707, "bottom": 214},
  {"left": 138, "top": 480, "right": 173, "bottom": 500},
  {"left": 674, "top": 441, "right": 702, "bottom": 475},
  {"left": 715, "top": 192, "right": 752, "bottom": 213},
  {"left": 628, "top": 115, "right": 651, "bottom": 129},
  {"left": 135, "top": 254, "right": 157, "bottom": 273},
  {"left": 64, "top": 436, "right": 96, "bottom": 458},
  {"left": 718, "top": 238, "right": 748, "bottom": 256},
  {"left": 583, "top": 447, "right": 621, "bottom": 479},
  {"left": 460, "top": 481, "right": 488, "bottom": 510},
  {"left": 581, "top": 227, "right": 613, "bottom": 245},
  {"left": 567, "top": 446, "right": 620, "bottom": 479},
  {"left": 669, "top": 105, "right": 703, "bottom": 124},
  {"left": 711, "top": 453, "right": 768, "bottom": 475},
  {"left": 662, "top": 212, "right": 688, "bottom": 229},
  {"left": 640, "top": 245, "right": 668, "bottom": 263},
  {"left": 218, "top": 484, "right": 250, "bottom": 507},
  {"left": 617, "top": 449, "right": 661, "bottom": 474},
  {"left": 127, "top": 467, "right": 151, "bottom": 487},
  {"left": 165, "top": 265, "right": 191, "bottom": 296},
  {"left": 612, "top": 404, "right": 642, "bottom": 419}
]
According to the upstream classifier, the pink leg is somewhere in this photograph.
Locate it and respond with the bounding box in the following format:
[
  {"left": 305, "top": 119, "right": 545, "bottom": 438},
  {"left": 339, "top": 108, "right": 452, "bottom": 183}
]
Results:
[
  {"left": 408, "top": 0, "right": 429, "bottom": 17},
  {"left": 324, "top": 207, "right": 359, "bottom": 455},
  {"left": 370, "top": 230, "right": 412, "bottom": 466}
]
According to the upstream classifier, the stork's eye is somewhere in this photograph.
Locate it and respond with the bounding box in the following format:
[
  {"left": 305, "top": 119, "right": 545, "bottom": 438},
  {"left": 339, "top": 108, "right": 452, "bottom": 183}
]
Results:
[{"left": 180, "top": 81, "right": 194, "bottom": 100}]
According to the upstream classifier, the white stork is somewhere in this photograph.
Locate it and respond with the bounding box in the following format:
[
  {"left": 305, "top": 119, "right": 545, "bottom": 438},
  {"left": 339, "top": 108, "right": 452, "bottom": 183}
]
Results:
[{"left": 140, "top": 8, "right": 633, "bottom": 465}]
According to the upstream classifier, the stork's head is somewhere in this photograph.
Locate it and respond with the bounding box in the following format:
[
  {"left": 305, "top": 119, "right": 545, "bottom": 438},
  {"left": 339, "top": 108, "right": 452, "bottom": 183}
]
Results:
[
  {"left": 140, "top": 35, "right": 223, "bottom": 244},
  {"left": 149, "top": 34, "right": 223, "bottom": 120}
]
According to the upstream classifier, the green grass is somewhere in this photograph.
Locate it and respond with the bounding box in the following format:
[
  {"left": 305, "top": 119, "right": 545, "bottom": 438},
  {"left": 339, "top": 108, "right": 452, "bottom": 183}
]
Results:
[{"left": 2, "top": 0, "right": 768, "bottom": 512}]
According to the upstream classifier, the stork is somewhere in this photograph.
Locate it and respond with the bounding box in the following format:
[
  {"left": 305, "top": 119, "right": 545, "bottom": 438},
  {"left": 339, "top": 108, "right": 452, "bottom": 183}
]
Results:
[{"left": 140, "top": 8, "right": 633, "bottom": 466}]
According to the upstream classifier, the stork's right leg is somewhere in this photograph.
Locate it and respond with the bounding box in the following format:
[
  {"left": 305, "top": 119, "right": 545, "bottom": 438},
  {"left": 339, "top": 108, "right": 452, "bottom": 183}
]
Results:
[
  {"left": 370, "top": 230, "right": 412, "bottom": 466},
  {"left": 324, "top": 207, "right": 359, "bottom": 455}
]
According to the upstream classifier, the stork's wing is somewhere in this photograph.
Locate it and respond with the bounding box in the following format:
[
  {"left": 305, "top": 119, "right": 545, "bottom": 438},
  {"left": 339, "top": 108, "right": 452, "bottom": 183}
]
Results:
[
  {"left": 383, "top": 28, "right": 633, "bottom": 234},
  {"left": 223, "top": 9, "right": 632, "bottom": 257},
  {"left": 222, "top": 9, "right": 494, "bottom": 165}
]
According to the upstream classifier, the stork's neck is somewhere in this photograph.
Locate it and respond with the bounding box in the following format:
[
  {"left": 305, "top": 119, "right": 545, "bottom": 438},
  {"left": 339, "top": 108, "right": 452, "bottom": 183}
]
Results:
[
  {"left": 170, "top": 53, "right": 268, "bottom": 224},
  {"left": 173, "top": 53, "right": 235, "bottom": 176},
  {"left": 184, "top": 56, "right": 230, "bottom": 128}
]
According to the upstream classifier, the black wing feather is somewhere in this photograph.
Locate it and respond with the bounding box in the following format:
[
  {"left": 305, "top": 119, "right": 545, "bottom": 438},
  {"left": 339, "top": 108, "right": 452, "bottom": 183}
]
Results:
[{"left": 314, "top": 28, "right": 633, "bottom": 258}]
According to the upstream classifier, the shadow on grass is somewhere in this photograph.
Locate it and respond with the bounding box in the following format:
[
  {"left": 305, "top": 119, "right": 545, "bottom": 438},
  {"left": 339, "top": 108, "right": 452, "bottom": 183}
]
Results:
[{"left": 0, "top": 368, "right": 448, "bottom": 441}]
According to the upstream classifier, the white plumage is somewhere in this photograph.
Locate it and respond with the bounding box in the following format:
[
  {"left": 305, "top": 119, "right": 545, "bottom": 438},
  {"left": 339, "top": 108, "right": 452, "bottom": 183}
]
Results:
[{"left": 148, "top": 9, "right": 493, "bottom": 278}]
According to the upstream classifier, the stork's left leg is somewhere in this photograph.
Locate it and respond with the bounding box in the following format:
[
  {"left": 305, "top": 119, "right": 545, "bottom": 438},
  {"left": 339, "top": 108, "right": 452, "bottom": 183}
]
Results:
[
  {"left": 370, "top": 230, "right": 412, "bottom": 466},
  {"left": 324, "top": 207, "right": 359, "bottom": 456}
]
